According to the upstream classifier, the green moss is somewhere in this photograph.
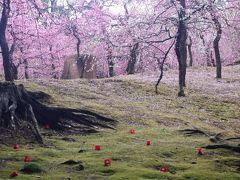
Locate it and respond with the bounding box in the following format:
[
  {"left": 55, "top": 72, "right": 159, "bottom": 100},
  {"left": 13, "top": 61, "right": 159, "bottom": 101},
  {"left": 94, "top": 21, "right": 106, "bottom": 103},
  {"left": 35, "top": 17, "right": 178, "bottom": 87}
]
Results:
[
  {"left": 20, "top": 163, "right": 44, "bottom": 174},
  {"left": 0, "top": 78, "right": 239, "bottom": 179}
]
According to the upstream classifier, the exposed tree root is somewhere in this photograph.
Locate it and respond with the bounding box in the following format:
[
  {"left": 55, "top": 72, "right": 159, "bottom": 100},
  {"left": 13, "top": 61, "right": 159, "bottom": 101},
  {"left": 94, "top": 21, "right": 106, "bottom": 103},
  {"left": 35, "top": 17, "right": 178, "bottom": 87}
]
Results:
[
  {"left": 179, "top": 125, "right": 222, "bottom": 143},
  {"left": 179, "top": 125, "right": 240, "bottom": 153},
  {"left": 0, "top": 82, "right": 117, "bottom": 144},
  {"left": 203, "top": 144, "right": 240, "bottom": 153}
]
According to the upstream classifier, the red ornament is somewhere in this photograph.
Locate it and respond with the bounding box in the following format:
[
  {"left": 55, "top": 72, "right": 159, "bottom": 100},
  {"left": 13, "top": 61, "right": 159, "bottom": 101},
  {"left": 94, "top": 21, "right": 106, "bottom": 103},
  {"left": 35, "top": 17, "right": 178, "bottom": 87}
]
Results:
[
  {"left": 10, "top": 171, "right": 18, "bottom": 177},
  {"left": 146, "top": 139, "right": 151, "bottom": 145},
  {"left": 104, "top": 159, "right": 111, "bottom": 166},
  {"left": 44, "top": 124, "right": 50, "bottom": 129},
  {"left": 95, "top": 145, "right": 101, "bottom": 151},
  {"left": 160, "top": 166, "right": 168, "bottom": 172},
  {"left": 197, "top": 148, "right": 204, "bottom": 155},
  {"left": 13, "top": 144, "right": 19, "bottom": 150},
  {"left": 24, "top": 156, "right": 31, "bottom": 162},
  {"left": 129, "top": 128, "right": 135, "bottom": 134}
]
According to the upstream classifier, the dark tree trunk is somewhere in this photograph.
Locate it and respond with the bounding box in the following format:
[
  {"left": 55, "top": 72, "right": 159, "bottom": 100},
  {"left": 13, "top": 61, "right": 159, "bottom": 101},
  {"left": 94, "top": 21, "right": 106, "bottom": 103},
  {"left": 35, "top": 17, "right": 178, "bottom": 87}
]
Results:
[
  {"left": 0, "top": 83, "right": 116, "bottom": 144},
  {"left": 175, "top": 0, "right": 187, "bottom": 97},
  {"left": 107, "top": 45, "right": 114, "bottom": 77},
  {"left": 155, "top": 40, "right": 175, "bottom": 94},
  {"left": 49, "top": 46, "right": 57, "bottom": 78},
  {"left": 126, "top": 42, "right": 139, "bottom": 75},
  {"left": 187, "top": 36, "right": 193, "bottom": 67},
  {"left": 209, "top": 1, "right": 222, "bottom": 78},
  {"left": 213, "top": 18, "right": 222, "bottom": 78},
  {"left": 0, "top": 0, "right": 15, "bottom": 81},
  {"left": 108, "top": 61, "right": 114, "bottom": 77}
]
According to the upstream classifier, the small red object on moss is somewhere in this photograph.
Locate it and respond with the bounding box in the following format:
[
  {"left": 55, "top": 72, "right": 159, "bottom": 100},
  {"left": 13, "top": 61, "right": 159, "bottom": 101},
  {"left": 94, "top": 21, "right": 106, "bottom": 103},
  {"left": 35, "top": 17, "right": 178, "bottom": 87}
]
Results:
[
  {"left": 146, "top": 139, "right": 151, "bottom": 145},
  {"left": 104, "top": 159, "right": 111, "bottom": 166},
  {"left": 24, "top": 156, "right": 30, "bottom": 162},
  {"left": 197, "top": 148, "right": 204, "bottom": 155},
  {"left": 95, "top": 145, "right": 101, "bottom": 151},
  {"left": 13, "top": 144, "right": 19, "bottom": 150},
  {"left": 44, "top": 124, "right": 50, "bottom": 129},
  {"left": 160, "top": 166, "right": 168, "bottom": 172},
  {"left": 129, "top": 128, "right": 135, "bottom": 134},
  {"left": 10, "top": 171, "right": 18, "bottom": 177}
]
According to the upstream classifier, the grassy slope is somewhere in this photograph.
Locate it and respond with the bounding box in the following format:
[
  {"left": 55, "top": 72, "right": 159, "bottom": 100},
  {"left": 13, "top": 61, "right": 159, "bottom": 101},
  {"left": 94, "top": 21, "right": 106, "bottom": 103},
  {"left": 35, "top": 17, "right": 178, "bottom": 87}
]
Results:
[{"left": 0, "top": 72, "right": 240, "bottom": 179}]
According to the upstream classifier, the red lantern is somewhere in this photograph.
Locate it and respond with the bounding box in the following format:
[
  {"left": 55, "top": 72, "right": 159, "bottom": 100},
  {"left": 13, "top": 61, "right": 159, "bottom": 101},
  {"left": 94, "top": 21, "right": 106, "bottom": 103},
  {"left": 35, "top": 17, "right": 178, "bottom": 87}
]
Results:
[
  {"left": 24, "top": 156, "right": 30, "bottom": 162},
  {"left": 95, "top": 145, "right": 101, "bottom": 151},
  {"left": 44, "top": 124, "right": 50, "bottom": 129},
  {"left": 13, "top": 144, "right": 19, "bottom": 150},
  {"left": 160, "top": 166, "right": 168, "bottom": 172},
  {"left": 10, "top": 171, "right": 18, "bottom": 177},
  {"left": 129, "top": 128, "right": 135, "bottom": 134},
  {"left": 104, "top": 159, "right": 111, "bottom": 166},
  {"left": 197, "top": 148, "right": 204, "bottom": 155},
  {"left": 146, "top": 139, "right": 151, "bottom": 145}
]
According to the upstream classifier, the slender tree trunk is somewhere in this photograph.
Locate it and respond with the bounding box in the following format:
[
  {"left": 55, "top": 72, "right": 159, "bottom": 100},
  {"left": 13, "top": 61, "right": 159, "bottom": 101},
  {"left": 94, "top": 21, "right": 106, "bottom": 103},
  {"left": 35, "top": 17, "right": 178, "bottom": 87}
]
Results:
[
  {"left": 209, "top": 1, "right": 222, "bottom": 78},
  {"left": 107, "top": 43, "right": 114, "bottom": 77},
  {"left": 23, "top": 59, "right": 29, "bottom": 79},
  {"left": 49, "top": 46, "right": 57, "bottom": 78},
  {"left": 72, "top": 28, "right": 84, "bottom": 78},
  {"left": 210, "top": 51, "right": 215, "bottom": 67},
  {"left": 0, "top": 0, "right": 15, "bottom": 81},
  {"left": 175, "top": 0, "right": 187, "bottom": 97},
  {"left": 213, "top": 18, "right": 222, "bottom": 78},
  {"left": 108, "top": 61, "right": 114, "bottom": 77},
  {"left": 187, "top": 37, "right": 193, "bottom": 67},
  {"left": 108, "top": 54, "right": 114, "bottom": 77},
  {"left": 126, "top": 42, "right": 139, "bottom": 75}
]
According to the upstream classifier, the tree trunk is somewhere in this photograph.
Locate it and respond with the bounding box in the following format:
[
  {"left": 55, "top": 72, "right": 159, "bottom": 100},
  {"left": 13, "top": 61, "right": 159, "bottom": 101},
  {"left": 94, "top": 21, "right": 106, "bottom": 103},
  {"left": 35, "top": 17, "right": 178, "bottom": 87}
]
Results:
[
  {"left": 206, "top": 44, "right": 212, "bottom": 66},
  {"left": 175, "top": 0, "right": 187, "bottom": 97},
  {"left": 107, "top": 43, "right": 114, "bottom": 77},
  {"left": 49, "top": 45, "right": 57, "bottom": 78},
  {"left": 23, "top": 59, "right": 30, "bottom": 79},
  {"left": 0, "top": 0, "right": 15, "bottom": 81},
  {"left": 210, "top": 51, "right": 216, "bottom": 67},
  {"left": 126, "top": 42, "right": 139, "bottom": 75},
  {"left": 0, "top": 83, "right": 116, "bottom": 144},
  {"left": 187, "top": 36, "right": 193, "bottom": 67},
  {"left": 213, "top": 18, "right": 222, "bottom": 78},
  {"left": 209, "top": 1, "right": 222, "bottom": 78},
  {"left": 108, "top": 61, "right": 114, "bottom": 77}
]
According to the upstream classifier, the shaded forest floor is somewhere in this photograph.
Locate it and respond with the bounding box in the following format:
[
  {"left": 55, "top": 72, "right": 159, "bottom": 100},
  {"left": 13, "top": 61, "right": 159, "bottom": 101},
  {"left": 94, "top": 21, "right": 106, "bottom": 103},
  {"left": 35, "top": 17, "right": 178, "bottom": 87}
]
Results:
[{"left": 0, "top": 65, "right": 240, "bottom": 179}]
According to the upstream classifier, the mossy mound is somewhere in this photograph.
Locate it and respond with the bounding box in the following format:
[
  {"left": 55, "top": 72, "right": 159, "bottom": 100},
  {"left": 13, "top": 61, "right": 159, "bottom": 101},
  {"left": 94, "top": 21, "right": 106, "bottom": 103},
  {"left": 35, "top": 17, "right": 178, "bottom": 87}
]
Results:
[{"left": 20, "top": 163, "right": 44, "bottom": 174}]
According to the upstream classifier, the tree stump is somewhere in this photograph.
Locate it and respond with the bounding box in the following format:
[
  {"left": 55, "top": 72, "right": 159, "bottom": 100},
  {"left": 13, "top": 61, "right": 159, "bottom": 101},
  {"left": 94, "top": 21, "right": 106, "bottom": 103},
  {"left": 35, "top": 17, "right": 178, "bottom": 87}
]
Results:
[{"left": 0, "top": 82, "right": 116, "bottom": 144}]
